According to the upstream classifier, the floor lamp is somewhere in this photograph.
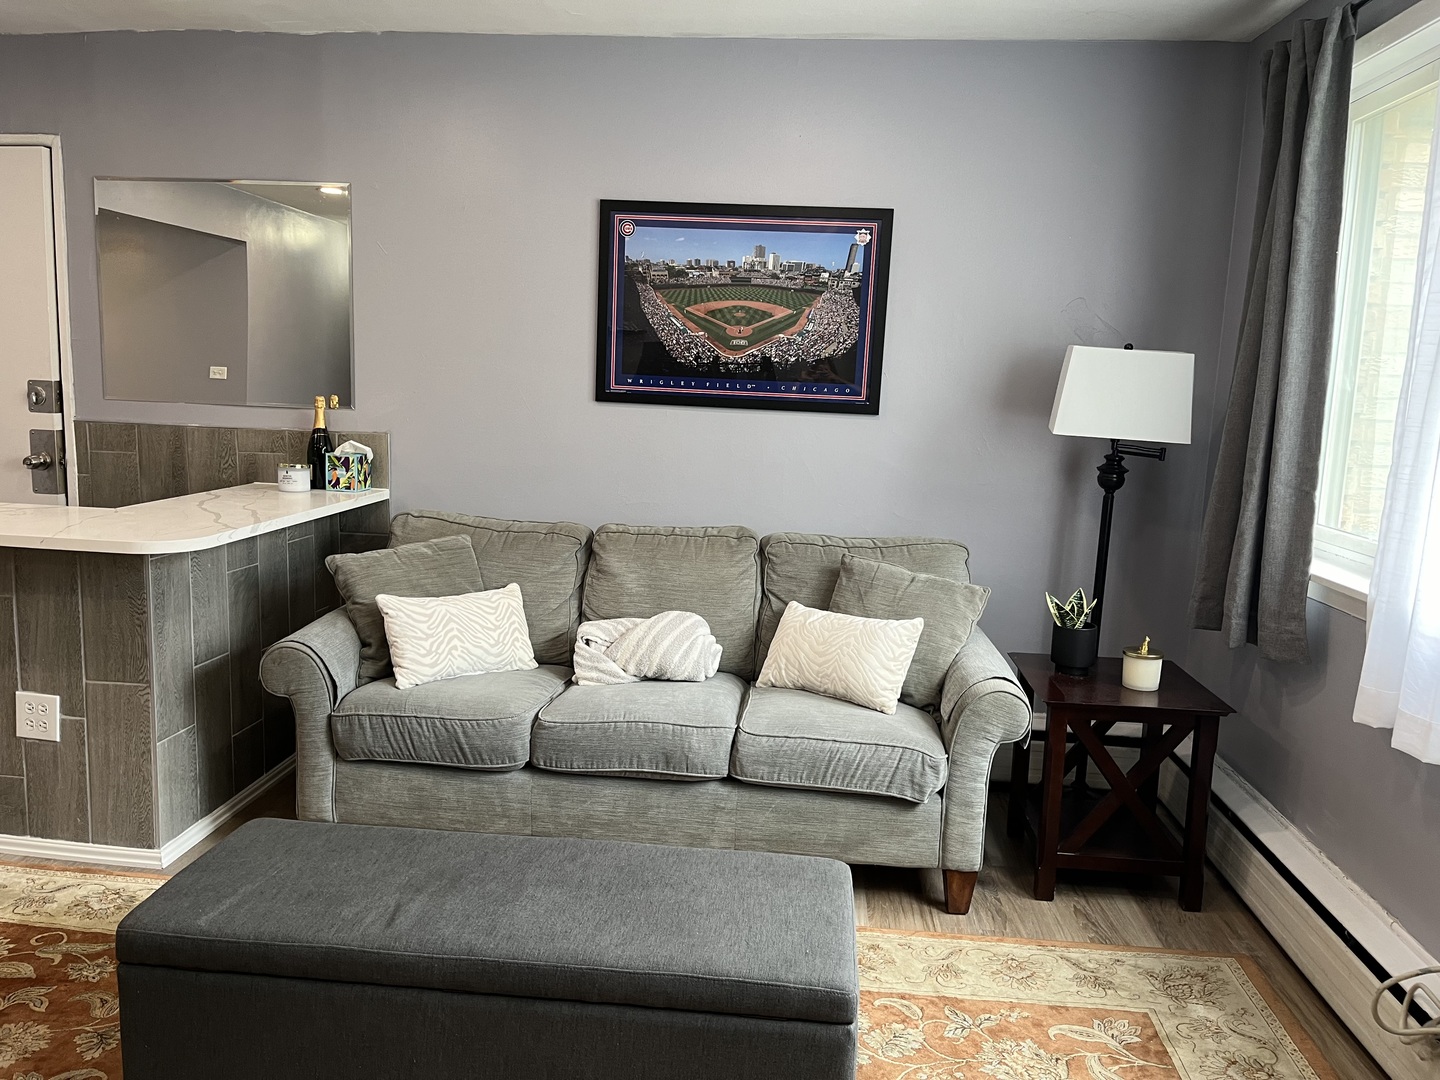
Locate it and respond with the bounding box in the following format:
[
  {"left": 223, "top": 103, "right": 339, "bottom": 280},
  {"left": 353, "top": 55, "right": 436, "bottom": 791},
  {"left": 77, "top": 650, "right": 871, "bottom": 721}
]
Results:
[
  {"left": 1048, "top": 345, "right": 1195, "bottom": 635},
  {"left": 1048, "top": 345, "right": 1194, "bottom": 790}
]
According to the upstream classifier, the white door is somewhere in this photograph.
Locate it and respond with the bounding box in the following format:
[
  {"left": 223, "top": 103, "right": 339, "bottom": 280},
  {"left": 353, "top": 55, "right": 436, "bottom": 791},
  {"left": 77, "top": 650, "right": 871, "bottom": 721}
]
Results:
[{"left": 0, "top": 142, "right": 68, "bottom": 505}]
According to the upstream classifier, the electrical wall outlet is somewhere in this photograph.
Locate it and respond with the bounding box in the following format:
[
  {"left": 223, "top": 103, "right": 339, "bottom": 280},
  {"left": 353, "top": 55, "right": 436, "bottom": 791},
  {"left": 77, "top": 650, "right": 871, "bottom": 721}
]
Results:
[
  {"left": 15, "top": 692, "right": 61, "bottom": 742},
  {"left": 209, "top": 366, "right": 228, "bottom": 380}
]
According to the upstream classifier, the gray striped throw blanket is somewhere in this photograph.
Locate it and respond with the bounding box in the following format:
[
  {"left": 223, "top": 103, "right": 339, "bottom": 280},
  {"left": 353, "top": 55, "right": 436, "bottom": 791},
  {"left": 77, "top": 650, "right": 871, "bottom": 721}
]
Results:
[{"left": 572, "top": 610, "right": 722, "bottom": 685}]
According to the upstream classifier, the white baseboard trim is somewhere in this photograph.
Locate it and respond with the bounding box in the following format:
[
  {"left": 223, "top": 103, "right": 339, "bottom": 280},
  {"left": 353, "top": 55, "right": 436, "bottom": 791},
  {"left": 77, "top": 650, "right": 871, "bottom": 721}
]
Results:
[
  {"left": 0, "top": 834, "right": 164, "bottom": 870},
  {"left": 158, "top": 757, "right": 295, "bottom": 867},
  {"left": 1158, "top": 756, "right": 1440, "bottom": 1077},
  {"left": 0, "top": 758, "right": 294, "bottom": 872}
]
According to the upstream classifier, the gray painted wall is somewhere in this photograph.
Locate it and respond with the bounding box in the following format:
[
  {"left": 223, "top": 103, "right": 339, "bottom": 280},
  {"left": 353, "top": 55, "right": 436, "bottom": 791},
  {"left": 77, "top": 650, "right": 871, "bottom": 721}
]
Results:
[
  {"left": 0, "top": 31, "right": 1248, "bottom": 663},
  {"left": 1186, "top": 0, "right": 1440, "bottom": 956}
]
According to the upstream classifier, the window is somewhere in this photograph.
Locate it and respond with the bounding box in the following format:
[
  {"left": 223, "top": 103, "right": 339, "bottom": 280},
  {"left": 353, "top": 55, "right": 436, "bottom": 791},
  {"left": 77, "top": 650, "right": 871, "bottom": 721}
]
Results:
[{"left": 1317, "top": 6, "right": 1440, "bottom": 601}]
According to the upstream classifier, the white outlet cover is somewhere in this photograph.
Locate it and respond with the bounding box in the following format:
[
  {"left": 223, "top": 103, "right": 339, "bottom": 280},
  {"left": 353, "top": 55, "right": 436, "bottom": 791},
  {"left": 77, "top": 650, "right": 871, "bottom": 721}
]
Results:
[
  {"left": 209, "top": 366, "right": 228, "bottom": 380},
  {"left": 15, "top": 692, "right": 62, "bottom": 742}
]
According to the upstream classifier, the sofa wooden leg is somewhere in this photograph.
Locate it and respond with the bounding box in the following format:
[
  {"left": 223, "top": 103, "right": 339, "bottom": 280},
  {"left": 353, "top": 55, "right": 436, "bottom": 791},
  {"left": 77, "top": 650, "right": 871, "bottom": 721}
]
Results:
[{"left": 943, "top": 869, "right": 978, "bottom": 915}]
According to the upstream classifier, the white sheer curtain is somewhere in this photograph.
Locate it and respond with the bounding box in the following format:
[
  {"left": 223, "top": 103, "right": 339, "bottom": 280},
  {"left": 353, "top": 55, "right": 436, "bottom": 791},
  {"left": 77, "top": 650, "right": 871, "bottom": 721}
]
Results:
[{"left": 1354, "top": 103, "right": 1440, "bottom": 764}]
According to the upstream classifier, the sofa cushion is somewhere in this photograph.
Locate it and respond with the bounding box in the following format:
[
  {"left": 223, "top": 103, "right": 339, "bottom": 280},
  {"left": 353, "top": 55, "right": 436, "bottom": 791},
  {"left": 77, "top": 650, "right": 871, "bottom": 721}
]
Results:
[
  {"left": 532, "top": 673, "right": 746, "bottom": 780},
  {"left": 326, "top": 535, "right": 486, "bottom": 683},
  {"left": 331, "top": 665, "right": 570, "bottom": 770},
  {"left": 584, "top": 525, "right": 760, "bottom": 679},
  {"left": 756, "top": 534, "right": 971, "bottom": 671},
  {"left": 731, "top": 685, "right": 948, "bottom": 803},
  {"left": 828, "top": 554, "right": 990, "bottom": 709},
  {"left": 389, "top": 511, "right": 592, "bottom": 667}
]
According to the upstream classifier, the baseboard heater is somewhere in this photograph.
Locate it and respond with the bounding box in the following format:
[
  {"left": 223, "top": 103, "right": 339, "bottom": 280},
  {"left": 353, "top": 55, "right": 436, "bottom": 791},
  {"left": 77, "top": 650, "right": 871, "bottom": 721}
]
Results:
[{"left": 1165, "top": 753, "right": 1428, "bottom": 1024}]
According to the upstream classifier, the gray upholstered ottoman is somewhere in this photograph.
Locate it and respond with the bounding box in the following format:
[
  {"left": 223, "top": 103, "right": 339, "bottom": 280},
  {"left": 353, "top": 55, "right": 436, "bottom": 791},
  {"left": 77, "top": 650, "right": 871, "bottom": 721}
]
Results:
[{"left": 117, "top": 819, "right": 858, "bottom": 1079}]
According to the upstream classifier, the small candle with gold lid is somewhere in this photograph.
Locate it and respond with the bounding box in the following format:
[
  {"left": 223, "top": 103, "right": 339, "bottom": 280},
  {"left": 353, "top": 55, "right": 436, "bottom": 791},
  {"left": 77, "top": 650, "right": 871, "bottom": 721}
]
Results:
[{"left": 1122, "top": 637, "right": 1164, "bottom": 692}]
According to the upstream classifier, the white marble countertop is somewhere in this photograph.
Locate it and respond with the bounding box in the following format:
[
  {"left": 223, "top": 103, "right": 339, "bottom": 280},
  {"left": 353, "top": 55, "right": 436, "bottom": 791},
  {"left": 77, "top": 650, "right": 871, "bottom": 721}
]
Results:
[{"left": 0, "top": 484, "right": 390, "bottom": 555}]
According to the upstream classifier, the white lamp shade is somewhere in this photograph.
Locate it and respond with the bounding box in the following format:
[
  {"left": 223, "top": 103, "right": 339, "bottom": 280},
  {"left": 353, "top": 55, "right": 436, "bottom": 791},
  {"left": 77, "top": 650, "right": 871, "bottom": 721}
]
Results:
[{"left": 1048, "top": 345, "right": 1194, "bottom": 444}]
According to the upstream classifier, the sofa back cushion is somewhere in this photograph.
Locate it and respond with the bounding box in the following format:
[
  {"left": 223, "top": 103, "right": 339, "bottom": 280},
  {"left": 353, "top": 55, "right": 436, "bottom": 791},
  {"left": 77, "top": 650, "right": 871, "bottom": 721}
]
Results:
[
  {"left": 828, "top": 554, "right": 989, "bottom": 709},
  {"left": 756, "top": 534, "right": 971, "bottom": 673},
  {"left": 326, "top": 535, "right": 485, "bottom": 683},
  {"left": 584, "top": 524, "right": 761, "bottom": 679},
  {"left": 389, "top": 510, "right": 592, "bottom": 666}
]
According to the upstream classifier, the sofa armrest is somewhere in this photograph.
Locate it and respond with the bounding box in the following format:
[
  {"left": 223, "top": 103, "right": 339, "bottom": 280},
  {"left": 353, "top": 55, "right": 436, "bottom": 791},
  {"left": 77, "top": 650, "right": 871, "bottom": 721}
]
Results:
[
  {"left": 259, "top": 609, "right": 361, "bottom": 822},
  {"left": 937, "top": 627, "right": 1031, "bottom": 877}
]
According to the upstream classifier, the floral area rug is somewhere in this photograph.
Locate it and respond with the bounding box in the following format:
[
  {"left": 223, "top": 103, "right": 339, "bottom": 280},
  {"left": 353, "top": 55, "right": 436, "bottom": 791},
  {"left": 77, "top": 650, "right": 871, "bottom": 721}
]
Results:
[
  {"left": 856, "top": 928, "right": 1334, "bottom": 1080},
  {"left": 0, "top": 863, "right": 163, "bottom": 1080}
]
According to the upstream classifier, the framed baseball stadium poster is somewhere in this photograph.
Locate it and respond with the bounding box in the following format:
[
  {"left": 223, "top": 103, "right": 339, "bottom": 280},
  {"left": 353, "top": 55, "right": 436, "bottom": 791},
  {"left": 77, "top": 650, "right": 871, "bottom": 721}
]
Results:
[{"left": 596, "top": 200, "right": 893, "bottom": 414}]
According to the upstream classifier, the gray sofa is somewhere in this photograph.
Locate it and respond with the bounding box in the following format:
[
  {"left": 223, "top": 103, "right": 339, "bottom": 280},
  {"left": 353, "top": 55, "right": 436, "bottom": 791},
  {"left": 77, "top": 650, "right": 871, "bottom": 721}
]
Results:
[{"left": 260, "top": 511, "right": 1031, "bottom": 913}]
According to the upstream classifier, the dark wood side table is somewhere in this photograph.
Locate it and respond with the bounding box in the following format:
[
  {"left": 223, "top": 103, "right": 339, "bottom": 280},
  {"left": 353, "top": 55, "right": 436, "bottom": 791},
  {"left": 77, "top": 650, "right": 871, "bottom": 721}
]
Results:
[{"left": 1006, "top": 653, "right": 1233, "bottom": 911}]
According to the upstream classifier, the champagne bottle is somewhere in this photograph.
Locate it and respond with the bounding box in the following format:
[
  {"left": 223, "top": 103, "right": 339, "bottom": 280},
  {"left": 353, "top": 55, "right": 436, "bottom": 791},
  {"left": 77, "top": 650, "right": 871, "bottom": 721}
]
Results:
[{"left": 307, "top": 394, "right": 333, "bottom": 490}]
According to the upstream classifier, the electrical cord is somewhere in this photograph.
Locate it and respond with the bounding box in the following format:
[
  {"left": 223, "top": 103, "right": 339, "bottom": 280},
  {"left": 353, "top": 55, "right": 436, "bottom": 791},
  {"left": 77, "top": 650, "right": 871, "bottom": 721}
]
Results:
[{"left": 1372, "top": 967, "right": 1440, "bottom": 1040}]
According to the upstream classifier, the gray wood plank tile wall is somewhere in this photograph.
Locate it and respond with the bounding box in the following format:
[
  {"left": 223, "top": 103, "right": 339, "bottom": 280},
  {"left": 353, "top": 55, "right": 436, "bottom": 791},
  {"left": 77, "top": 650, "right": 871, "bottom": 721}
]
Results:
[
  {"left": 0, "top": 422, "right": 392, "bottom": 851},
  {"left": 73, "top": 420, "right": 391, "bottom": 517}
]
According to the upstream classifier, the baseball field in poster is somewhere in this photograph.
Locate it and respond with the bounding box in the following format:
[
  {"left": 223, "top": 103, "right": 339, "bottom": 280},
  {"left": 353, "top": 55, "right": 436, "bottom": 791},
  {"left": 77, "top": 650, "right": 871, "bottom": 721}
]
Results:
[{"left": 595, "top": 201, "right": 893, "bottom": 414}]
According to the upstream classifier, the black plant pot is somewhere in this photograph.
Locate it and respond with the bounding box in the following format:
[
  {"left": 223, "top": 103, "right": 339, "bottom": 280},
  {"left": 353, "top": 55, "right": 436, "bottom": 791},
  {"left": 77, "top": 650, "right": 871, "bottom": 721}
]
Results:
[{"left": 1050, "top": 624, "right": 1099, "bottom": 676}]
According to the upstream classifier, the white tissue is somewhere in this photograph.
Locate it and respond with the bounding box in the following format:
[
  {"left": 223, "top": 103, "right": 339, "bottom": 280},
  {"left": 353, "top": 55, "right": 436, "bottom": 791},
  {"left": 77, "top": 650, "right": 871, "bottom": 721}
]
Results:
[{"left": 332, "top": 440, "right": 372, "bottom": 459}]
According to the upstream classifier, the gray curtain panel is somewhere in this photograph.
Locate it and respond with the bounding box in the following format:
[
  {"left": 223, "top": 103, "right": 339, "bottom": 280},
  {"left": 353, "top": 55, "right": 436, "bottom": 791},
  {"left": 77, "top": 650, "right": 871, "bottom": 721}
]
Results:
[{"left": 1190, "top": 7, "right": 1355, "bottom": 664}]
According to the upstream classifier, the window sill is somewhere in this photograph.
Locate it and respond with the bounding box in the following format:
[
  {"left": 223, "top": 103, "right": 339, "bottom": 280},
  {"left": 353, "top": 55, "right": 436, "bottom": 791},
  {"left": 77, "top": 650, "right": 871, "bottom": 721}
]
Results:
[{"left": 1309, "top": 558, "right": 1370, "bottom": 620}]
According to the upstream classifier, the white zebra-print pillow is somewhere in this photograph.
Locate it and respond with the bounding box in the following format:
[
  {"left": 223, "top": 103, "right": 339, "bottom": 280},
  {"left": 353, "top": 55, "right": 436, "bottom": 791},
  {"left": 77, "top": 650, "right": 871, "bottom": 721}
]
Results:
[
  {"left": 755, "top": 600, "right": 923, "bottom": 715},
  {"left": 376, "top": 584, "right": 538, "bottom": 690}
]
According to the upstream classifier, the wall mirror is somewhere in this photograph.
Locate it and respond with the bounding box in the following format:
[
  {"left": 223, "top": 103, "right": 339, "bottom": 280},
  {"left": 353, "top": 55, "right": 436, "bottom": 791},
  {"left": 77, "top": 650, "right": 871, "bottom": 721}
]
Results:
[{"left": 94, "top": 178, "right": 353, "bottom": 407}]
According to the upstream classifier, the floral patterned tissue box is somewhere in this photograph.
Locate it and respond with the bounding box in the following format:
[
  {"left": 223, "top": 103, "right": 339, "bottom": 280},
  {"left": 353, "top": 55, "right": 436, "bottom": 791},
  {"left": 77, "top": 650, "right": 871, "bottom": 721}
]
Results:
[{"left": 325, "top": 451, "right": 372, "bottom": 492}]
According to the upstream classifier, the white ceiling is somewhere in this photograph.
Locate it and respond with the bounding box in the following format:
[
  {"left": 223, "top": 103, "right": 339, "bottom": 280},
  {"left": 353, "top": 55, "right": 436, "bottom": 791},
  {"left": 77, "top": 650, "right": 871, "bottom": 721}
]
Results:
[{"left": 0, "top": 0, "right": 1308, "bottom": 42}]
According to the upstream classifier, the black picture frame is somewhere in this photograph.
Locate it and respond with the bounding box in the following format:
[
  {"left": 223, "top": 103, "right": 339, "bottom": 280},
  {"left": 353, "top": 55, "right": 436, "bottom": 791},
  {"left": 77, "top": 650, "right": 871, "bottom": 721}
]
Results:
[{"left": 596, "top": 199, "right": 893, "bottom": 414}]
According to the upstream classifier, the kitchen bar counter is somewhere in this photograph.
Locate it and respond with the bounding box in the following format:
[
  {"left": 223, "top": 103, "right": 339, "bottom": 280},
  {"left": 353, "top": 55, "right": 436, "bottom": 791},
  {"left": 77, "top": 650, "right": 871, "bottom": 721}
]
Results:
[
  {"left": 0, "top": 483, "right": 390, "bottom": 864},
  {"left": 0, "top": 483, "right": 389, "bottom": 554}
]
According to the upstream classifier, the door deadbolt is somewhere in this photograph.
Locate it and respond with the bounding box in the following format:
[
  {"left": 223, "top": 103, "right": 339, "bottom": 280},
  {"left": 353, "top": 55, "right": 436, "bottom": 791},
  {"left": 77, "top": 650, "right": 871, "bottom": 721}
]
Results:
[
  {"left": 22, "top": 453, "right": 52, "bottom": 470},
  {"left": 26, "top": 380, "right": 60, "bottom": 414}
]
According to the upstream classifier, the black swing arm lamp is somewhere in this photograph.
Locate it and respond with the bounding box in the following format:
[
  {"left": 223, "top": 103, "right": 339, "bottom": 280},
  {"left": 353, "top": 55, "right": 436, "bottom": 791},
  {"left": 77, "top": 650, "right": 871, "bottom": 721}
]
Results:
[{"left": 1049, "top": 345, "right": 1195, "bottom": 632}]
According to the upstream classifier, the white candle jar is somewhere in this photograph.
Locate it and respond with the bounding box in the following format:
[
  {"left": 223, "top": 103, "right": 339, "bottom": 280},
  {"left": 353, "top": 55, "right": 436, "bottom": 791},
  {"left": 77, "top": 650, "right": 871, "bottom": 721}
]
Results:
[
  {"left": 1122, "top": 642, "right": 1164, "bottom": 692},
  {"left": 277, "top": 464, "right": 312, "bottom": 492}
]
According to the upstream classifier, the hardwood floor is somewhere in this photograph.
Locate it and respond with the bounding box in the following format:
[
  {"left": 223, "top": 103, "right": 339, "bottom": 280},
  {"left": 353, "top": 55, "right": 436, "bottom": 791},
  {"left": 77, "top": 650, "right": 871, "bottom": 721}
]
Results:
[{"left": 19, "top": 773, "right": 1386, "bottom": 1079}]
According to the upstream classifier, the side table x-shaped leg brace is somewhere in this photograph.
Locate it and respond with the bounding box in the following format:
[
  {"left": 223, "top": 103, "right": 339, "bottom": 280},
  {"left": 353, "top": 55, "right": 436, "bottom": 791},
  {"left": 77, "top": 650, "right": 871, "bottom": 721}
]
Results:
[{"left": 1034, "top": 707, "right": 1219, "bottom": 911}]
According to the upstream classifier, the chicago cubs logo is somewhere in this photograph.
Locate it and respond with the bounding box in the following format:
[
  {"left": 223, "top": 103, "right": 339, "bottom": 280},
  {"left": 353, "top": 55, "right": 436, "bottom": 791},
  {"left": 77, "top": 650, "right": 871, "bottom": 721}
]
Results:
[{"left": 619, "top": 220, "right": 636, "bottom": 237}]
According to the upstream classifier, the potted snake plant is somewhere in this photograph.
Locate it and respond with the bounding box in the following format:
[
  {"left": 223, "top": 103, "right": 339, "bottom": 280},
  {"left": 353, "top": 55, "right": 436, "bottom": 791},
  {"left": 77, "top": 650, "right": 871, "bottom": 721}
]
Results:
[{"left": 1046, "top": 588, "right": 1098, "bottom": 675}]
